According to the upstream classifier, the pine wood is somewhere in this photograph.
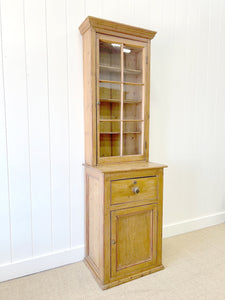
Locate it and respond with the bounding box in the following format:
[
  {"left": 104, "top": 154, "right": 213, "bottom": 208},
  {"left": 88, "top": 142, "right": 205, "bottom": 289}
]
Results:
[
  {"left": 111, "top": 204, "right": 157, "bottom": 278},
  {"left": 84, "top": 161, "right": 167, "bottom": 173},
  {"left": 80, "top": 17, "right": 167, "bottom": 289},
  {"left": 80, "top": 19, "right": 151, "bottom": 164},
  {"left": 111, "top": 176, "right": 158, "bottom": 204},
  {"left": 84, "top": 165, "right": 166, "bottom": 289},
  {"left": 97, "top": 34, "right": 147, "bottom": 163},
  {"left": 79, "top": 16, "right": 157, "bottom": 40},
  {"left": 82, "top": 28, "right": 96, "bottom": 165},
  {"left": 84, "top": 167, "right": 104, "bottom": 280}
]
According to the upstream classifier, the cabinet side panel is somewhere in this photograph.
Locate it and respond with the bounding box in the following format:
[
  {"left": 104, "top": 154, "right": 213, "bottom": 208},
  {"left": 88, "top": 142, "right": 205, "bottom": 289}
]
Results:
[
  {"left": 89, "top": 176, "right": 100, "bottom": 267},
  {"left": 85, "top": 168, "right": 104, "bottom": 280},
  {"left": 83, "top": 30, "right": 96, "bottom": 165},
  {"left": 156, "top": 168, "right": 164, "bottom": 266}
]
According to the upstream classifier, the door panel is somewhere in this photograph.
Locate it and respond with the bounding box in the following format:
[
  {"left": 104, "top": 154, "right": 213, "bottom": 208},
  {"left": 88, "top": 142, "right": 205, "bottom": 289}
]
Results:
[{"left": 111, "top": 204, "right": 157, "bottom": 278}]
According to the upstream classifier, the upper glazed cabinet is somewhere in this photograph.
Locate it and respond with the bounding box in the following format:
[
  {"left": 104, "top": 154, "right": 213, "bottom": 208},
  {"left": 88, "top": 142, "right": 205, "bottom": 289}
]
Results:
[{"left": 79, "top": 17, "right": 156, "bottom": 165}]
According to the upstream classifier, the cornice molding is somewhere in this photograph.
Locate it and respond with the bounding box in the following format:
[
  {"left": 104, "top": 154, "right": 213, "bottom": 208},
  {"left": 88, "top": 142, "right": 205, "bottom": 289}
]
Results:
[{"left": 79, "top": 16, "right": 157, "bottom": 40}]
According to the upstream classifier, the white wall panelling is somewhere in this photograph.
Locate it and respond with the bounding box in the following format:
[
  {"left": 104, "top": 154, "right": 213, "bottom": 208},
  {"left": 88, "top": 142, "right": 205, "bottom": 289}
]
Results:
[
  {"left": 45, "top": 0, "right": 71, "bottom": 251},
  {"left": 0, "top": 1, "right": 11, "bottom": 265},
  {"left": 0, "top": 0, "right": 225, "bottom": 282},
  {"left": 23, "top": 0, "right": 52, "bottom": 257},
  {"left": 66, "top": 0, "right": 85, "bottom": 247},
  {"left": 1, "top": 0, "right": 32, "bottom": 262},
  {"left": 85, "top": 0, "right": 102, "bottom": 18}
]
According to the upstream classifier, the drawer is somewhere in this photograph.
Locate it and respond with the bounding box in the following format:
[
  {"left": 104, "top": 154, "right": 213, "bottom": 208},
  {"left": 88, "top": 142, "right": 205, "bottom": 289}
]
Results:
[{"left": 111, "top": 176, "right": 158, "bottom": 205}]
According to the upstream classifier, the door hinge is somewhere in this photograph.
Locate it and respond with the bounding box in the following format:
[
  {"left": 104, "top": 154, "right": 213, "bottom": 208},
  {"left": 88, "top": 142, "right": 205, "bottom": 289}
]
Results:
[{"left": 146, "top": 56, "right": 148, "bottom": 64}]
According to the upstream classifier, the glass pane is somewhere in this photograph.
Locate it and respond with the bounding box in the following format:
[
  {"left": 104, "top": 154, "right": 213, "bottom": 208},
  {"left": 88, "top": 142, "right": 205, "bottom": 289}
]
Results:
[
  {"left": 123, "top": 84, "right": 143, "bottom": 120},
  {"left": 123, "top": 45, "right": 143, "bottom": 83},
  {"left": 99, "top": 41, "right": 121, "bottom": 81},
  {"left": 99, "top": 82, "right": 121, "bottom": 120},
  {"left": 100, "top": 121, "right": 120, "bottom": 157},
  {"left": 123, "top": 122, "right": 143, "bottom": 155}
]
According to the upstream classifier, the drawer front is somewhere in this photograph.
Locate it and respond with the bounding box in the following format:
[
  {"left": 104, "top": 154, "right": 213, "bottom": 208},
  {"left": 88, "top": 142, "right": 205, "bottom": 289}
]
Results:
[{"left": 111, "top": 176, "right": 158, "bottom": 205}]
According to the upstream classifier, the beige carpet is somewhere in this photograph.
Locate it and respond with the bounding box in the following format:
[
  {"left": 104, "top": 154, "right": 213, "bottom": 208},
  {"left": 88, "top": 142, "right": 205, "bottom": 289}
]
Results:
[{"left": 0, "top": 223, "right": 225, "bottom": 300}]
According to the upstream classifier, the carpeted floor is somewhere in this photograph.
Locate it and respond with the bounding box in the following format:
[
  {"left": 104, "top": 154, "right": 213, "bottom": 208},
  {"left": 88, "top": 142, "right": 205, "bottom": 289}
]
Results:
[{"left": 0, "top": 223, "right": 225, "bottom": 300}]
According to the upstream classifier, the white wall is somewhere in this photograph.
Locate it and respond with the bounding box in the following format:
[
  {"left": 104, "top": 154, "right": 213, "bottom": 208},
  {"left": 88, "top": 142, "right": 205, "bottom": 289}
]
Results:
[{"left": 0, "top": 0, "right": 225, "bottom": 282}]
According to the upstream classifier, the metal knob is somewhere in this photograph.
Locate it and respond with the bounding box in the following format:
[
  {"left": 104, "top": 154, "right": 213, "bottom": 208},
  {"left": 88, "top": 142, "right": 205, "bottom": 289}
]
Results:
[
  {"left": 133, "top": 187, "right": 140, "bottom": 194},
  {"left": 111, "top": 239, "right": 116, "bottom": 245}
]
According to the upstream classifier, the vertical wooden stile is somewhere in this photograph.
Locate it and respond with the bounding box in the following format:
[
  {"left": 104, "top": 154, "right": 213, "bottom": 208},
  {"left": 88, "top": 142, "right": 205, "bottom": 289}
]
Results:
[
  {"left": 120, "top": 44, "right": 124, "bottom": 156},
  {"left": 144, "top": 41, "right": 151, "bottom": 161},
  {"left": 141, "top": 47, "right": 146, "bottom": 155},
  {"left": 96, "top": 37, "right": 100, "bottom": 162}
]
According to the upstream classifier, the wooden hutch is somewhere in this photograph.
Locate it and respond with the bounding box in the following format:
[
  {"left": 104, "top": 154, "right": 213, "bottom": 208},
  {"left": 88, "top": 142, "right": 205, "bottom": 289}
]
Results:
[{"left": 79, "top": 16, "right": 167, "bottom": 289}]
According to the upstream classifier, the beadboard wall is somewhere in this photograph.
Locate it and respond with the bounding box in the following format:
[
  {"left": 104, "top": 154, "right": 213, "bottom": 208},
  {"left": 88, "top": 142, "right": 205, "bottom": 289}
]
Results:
[{"left": 0, "top": 0, "right": 225, "bottom": 282}]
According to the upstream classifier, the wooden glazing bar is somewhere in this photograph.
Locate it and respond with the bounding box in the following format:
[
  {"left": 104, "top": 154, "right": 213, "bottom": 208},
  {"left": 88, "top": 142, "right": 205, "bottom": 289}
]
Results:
[
  {"left": 120, "top": 44, "right": 124, "bottom": 157},
  {"left": 141, "top": 47, "right": 146, "bottom": 155}
]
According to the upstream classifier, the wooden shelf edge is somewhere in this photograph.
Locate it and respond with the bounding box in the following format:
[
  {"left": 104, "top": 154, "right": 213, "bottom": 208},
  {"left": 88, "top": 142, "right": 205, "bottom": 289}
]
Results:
[
  {"left": 99, "top": 119, "right": 144, "bottom": 122},
  {"left": 100, "top": 79, "right": 144, "bottom": 85},
  {"left": 100, "top": 132, "right": 142, "bottom": 134},
  {"left": 100, "top": 132, "right": 120, "bottom": 134},
  {"left": 100, "top": 64, "right": 142, "bottom": 75},
  {"left": 100, "top": 99, "right": 142, "bottom": 104}
]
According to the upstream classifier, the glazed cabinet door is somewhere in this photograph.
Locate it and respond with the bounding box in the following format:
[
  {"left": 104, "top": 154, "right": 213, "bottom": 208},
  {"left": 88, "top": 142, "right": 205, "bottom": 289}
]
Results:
[
  {"left": 111, "top": 204, "right": 158, "bottom": 279},
  {"left": 97, "top": 34, "right": 150, "bottom": 164}
]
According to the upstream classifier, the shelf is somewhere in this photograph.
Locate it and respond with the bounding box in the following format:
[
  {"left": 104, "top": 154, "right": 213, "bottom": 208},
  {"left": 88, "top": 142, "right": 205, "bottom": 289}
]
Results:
[
  {"left": 123, "top": 82, "right": 144, "bottom": 86},
  {"left": 100, "top": 64, "right": 142, "bottom": 75},
  {"left": 123, "top": 132, "right": 142, "bottom": 134},
  {"left": 99, "top": 119, "right": 121, "bottom": 122},
  {"left": 99, "top": 80, "right": 144, "bottom": 85},
  {"left": 100, "top": 98, "right": 120, "bottom": 103},
  {"left": 99, "top": 119, "right": 144, "bottom": 122},
  {"left": 100, "top": 132, "right": 120, "bottom": 134},
  {"left": 123, "top": 100, "right": 142, "bottom": 104},
  {"left": 99, "top": 79, "right": 121, "bottom": 84},
  {"left": 122, "top": 119, "right": 144, "bottom": 122},
  {"left": 100, "top": 98, "right": 142, "bottom": 104},
  {"left": 100, "top": 132, "right": 141, "bottom": 134}
]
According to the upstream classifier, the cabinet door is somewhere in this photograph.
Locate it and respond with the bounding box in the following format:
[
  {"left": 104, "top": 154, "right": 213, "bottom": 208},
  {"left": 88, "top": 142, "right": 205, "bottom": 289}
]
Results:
[
  {"left": 111, "top": 204, "right": 157, "bottom": 278},
  {"left": 97, "top": 34, "right": 149, "bottom": 164}
]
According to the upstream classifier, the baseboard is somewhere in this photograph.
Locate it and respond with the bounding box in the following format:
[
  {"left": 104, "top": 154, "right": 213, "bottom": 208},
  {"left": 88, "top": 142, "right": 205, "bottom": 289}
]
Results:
[
  {"left": 0, "top": 244, "right": 84, "bottom": 283},
  {"left": 1, "top": 212, "right": 225, "bottom": 283},
  {"left": 163, "top": 211, "right": 225, "bottom": 238}
]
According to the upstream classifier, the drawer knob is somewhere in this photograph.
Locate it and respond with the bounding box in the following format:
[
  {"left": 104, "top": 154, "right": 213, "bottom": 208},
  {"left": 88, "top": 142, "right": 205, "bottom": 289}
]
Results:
[
  {"left": 111, "top": 239, "right": 116, "bottom": 245},
  {"left": 133, "top": 187, "right": 140, "bottom": 194}
]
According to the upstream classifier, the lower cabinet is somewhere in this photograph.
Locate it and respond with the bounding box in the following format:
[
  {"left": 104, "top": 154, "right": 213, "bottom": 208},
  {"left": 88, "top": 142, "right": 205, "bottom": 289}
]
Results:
[
  {"left": 84, "top": 164, "right": 165, "bottom": 289},
  {"left": 111, "top": 204, "right": 158, "bottom": 279}
]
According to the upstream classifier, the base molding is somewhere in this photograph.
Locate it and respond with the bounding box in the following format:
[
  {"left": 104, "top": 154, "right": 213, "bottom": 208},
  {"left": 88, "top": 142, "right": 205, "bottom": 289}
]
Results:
[
  {"left": 163, "top": 211, "right": 225, "bottom": 238},
  {"left": 0, "top": 245, "right": 84, "bottom": 283},
  {"left": 84, "top": 257, "right": 164, "bottom": 290},
  {"left": 1, "top": 213, "right": 224, "bottom": 283}
]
